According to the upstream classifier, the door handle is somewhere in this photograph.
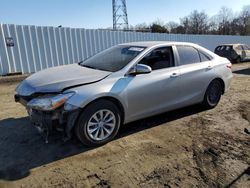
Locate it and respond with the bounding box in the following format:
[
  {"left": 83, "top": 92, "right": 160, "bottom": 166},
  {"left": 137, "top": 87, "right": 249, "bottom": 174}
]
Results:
[
  {"left": 207, "top": 65, "right": 213, "bottom": 70},
  {"left": 170, "top": 73, "right": 179, "bottom": 78}
]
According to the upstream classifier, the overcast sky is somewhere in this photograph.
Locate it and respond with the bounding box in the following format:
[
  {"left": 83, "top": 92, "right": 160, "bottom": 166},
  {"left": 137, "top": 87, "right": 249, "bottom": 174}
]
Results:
[{"left": 0, "top": 0, "right": 249, "bottom": 28}]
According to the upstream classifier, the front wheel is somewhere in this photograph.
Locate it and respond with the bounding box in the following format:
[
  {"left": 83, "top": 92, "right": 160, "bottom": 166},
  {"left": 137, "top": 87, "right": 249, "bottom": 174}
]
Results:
[
  {"left": 75, "top": 100, "right": 121, "bottom": 147},
  {"left": 202, "top": 80, "right": 222, "bottom": 108}
]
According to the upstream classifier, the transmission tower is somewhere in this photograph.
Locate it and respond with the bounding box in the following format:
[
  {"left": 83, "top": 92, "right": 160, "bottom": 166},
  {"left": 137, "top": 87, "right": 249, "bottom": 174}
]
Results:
[{"left": 112, "top": 0, "right": 129, "bottom": 30}]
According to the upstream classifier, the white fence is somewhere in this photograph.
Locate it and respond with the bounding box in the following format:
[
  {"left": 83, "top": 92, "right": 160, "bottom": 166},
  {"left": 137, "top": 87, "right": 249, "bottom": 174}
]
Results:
[{"left": 1, "top": 23, "right": 250, "bottom": 75}]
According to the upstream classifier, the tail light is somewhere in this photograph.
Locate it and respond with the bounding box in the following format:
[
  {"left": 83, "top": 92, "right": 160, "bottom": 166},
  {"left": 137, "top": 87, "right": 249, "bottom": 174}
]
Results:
[{"left": 226, "top": 63, "right": 232, "bottom": 69}]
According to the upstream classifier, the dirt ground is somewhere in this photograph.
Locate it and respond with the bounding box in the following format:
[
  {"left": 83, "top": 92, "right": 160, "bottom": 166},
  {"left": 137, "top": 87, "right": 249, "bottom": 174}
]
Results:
[{"left": 0, "top": 63, "right": 249, "bottom": 188}]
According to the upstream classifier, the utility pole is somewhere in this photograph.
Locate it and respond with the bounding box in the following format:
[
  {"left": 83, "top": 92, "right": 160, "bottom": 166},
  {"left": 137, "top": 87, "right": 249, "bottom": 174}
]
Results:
[{"left": 112, "top": 0, "right": 129, "bottom": 30}]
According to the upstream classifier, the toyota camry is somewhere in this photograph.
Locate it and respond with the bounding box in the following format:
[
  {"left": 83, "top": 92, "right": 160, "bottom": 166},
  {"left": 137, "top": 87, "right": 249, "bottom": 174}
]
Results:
[{"left": 15, "top": 41, "right": 233, "bottom": 146}]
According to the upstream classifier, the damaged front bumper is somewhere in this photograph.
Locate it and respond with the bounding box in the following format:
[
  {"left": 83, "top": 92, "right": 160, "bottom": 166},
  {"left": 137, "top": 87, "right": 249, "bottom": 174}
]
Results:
[{"left": 15, "top": 94, "right": 80, "bottom": 143}]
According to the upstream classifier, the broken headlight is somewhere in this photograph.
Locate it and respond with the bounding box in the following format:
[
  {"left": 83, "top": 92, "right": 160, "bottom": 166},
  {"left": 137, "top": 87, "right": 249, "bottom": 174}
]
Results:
[{"left": 27, "top": 92, "right": 75, "bottom": 111}]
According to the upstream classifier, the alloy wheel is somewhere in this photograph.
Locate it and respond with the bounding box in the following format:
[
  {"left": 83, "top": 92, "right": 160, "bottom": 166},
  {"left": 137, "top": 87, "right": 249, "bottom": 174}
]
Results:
[{"left": 86, "top": 109, "right": 116, "bottom": 141}]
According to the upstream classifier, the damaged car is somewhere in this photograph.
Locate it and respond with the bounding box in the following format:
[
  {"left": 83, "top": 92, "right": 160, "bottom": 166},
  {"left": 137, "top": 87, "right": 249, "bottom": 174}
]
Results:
[
  {"left": 15, "top": 41, "right": 233, "bottom": 146},
  {"left": 214, "top": 44, "right": 250, "bottom": 63}
]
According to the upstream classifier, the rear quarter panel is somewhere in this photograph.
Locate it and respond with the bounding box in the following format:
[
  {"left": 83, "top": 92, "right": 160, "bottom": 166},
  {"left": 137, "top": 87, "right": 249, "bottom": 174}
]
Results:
[{"left": 212, "top": 57, "right": 233, "bottom": 92}]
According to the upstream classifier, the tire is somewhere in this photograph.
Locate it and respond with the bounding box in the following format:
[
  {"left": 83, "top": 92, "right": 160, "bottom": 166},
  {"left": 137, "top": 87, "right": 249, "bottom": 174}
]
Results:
[
  {"left": 202, "top": 80, "right": 222, "bottom": 109},
  {"left": 235, "top": 56, "right": 241, "bottom": 64},
  {"left": 75, "top": 99, "right": 121, "bottom": 147}
]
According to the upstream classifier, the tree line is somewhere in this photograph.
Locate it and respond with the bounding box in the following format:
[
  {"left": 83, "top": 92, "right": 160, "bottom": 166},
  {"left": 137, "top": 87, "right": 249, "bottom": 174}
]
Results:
[{"left": 130, "top": 6, "right": 250, "bottom": 36}]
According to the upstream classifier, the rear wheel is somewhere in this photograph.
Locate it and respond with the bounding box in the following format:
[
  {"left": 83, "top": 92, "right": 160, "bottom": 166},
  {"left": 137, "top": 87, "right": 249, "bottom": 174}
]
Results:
[
  {"left": 203, "top": 80, "right": 222, "bottom": 108},
  {"left": 75, "top": 100, "right": 121, "bottom": 147}
]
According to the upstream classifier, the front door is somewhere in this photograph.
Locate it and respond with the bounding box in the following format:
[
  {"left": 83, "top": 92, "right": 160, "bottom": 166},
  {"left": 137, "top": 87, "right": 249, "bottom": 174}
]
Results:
[{"left": 125, "top": 47, "right": 180, "bottom": 122}]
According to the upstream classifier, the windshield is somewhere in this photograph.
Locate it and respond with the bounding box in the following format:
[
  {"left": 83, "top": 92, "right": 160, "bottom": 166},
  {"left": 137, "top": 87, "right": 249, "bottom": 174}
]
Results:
[{"left": 80, "top": 45, "right": 146, "bottom": 72}]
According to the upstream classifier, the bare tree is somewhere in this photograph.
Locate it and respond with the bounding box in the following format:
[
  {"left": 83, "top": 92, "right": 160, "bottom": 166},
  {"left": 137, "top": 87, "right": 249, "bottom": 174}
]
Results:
[
  {"left": 216, "top": 7, "right": 234, "bottom": 35},
  {"left": 132, "top": 5, "right": 250, "bottom": 36},
  {"left": 150, "top": 23, "right": 168, "bottom": 33},
  {"left": 180, "top": 17, "right": 190, "bottom": 34},
  {"left": 180, "top": 10, "right": 210, "bottom": 34},
  {"left": 134, "top": 23, "right": 151, "bottom": 32},
  {"left": 239, "top": 5, "right": 250, "bottom": 35},
  {"left": 166, "top": 21, "right": 179, "bottom": 33},
  {"left": 208, "top": 16, "right": 219, "bottom": 34}
]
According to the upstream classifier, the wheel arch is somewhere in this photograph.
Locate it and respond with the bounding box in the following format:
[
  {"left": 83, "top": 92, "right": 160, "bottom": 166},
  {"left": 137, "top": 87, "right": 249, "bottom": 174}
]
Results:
[
  {"left": 79, "top": 96, "right": 125, "bottom": 124},
  {"left": 210, "top": 77, "right": 225, "bottom": 94}
]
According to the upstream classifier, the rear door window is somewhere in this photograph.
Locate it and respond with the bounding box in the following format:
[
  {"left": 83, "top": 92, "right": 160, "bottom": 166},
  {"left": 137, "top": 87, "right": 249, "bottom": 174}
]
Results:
[
  {"left": 176, "top": 46, "right": 200, "bottom": 65},
  {"left": 199, "top": 51, "right": 211, "bottom": 62}
]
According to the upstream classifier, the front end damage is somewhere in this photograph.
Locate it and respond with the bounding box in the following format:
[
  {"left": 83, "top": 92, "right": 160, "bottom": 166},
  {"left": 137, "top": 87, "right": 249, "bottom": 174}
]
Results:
[
  {"left": 13, "top": 63, "right": 112, "bottom": 143},
  {"left": 15, "top": 93, "right": 80, "bottom": 143}
]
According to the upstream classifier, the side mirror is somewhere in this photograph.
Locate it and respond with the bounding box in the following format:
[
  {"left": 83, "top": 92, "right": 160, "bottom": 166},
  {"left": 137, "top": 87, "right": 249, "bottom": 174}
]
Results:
[{"left": 128, "top": 64, "right": 152, "bottom": 75}]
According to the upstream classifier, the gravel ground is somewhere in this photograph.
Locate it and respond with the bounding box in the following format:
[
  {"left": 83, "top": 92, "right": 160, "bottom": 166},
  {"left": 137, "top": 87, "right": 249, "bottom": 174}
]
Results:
[{"left": 0, "top": 63, "right": 249, "bottom": 188}]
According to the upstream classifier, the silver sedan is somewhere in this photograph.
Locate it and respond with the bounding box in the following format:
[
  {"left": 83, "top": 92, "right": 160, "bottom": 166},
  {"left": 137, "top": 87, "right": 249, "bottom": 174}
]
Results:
[{"left": 15, "top": 41, "right": 233, "bottom": 146}]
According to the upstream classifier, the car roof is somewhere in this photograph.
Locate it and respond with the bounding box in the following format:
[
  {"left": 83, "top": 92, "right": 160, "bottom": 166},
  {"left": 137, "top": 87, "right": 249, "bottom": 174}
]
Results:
[
  {"left": 120, "top": 41, "right": 198, "bottom": 48},
  {"left": 120, "top": 41, "right": 216, "bottom": 58}
]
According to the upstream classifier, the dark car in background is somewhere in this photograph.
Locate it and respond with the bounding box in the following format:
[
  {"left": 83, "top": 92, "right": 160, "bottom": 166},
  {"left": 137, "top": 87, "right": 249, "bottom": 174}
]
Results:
[{"left": 214, "top": 44, "right": 250, "bottom": 63}]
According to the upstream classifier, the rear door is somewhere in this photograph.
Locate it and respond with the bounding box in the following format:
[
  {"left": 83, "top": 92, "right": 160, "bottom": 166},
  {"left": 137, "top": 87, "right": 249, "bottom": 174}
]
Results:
[{"left": 175, "top": 45, "right": 213, "bottom": 107}]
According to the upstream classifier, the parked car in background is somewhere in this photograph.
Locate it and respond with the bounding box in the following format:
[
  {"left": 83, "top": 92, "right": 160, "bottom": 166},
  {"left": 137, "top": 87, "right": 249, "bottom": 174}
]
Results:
[
  {"left": 214, "top": 44, "right": 250, "bottom": 63},
  {"left": 15, "top": 41, "right": 233, "bottom": 147}
]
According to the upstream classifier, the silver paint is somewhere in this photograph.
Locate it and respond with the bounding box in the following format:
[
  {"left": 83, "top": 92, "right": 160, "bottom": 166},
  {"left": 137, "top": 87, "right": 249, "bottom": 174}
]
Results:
[{"left": 16, "top": 42, "right": 233, "bottom": 124}]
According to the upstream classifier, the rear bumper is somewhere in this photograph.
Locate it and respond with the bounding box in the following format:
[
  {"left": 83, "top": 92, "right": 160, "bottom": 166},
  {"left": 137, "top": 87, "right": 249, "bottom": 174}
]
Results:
[{"left": 224, "top": 72, "right": 233, "bottom": 93}]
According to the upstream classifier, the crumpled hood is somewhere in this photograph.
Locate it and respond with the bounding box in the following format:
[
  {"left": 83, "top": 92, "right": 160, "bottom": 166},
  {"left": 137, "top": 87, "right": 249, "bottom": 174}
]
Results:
[{"left": 16, "top": 63, "right": 111, "bottom": 96}]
